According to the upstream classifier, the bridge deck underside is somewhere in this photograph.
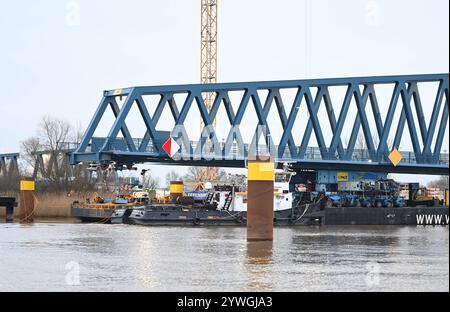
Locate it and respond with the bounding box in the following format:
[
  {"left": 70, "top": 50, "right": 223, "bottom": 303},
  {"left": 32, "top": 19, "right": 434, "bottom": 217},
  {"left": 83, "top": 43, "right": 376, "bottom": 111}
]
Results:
[{"left": 71, "top": 149, "right": 449, "bottom": 175}]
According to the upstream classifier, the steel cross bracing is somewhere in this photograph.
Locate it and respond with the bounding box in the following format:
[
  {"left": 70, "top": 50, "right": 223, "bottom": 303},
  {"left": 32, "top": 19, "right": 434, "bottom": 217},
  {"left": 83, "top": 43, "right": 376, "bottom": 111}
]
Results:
[
  {"left": 71, "top": 74, "right": 449, "bottom": 175},
  {"left": 0, "top": 153, "right": 20, "bottom": 179},
  {"left": 31, "top": 149, "right": 76, "bottom": 180}
]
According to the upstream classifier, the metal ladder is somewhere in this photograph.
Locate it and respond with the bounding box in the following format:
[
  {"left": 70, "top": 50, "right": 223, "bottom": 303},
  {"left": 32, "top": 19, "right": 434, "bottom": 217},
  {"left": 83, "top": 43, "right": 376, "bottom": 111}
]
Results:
[
  {"left": 205, "top": 192, "right": 214, "bottom": 204},
  {"left": 223, "top": 192, "right": 233, "bottom": 211}
]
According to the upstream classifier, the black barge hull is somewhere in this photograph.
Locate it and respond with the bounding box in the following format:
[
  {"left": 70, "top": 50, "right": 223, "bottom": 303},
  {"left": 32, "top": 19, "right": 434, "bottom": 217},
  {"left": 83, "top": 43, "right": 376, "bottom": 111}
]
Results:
[
  {"left": 115, "top": 204, "right": 323, "bottom": 226},
  {"left": 71, "top": 207, "right": 114, "bottom": 223},
  {"left": 323, "top": 207, "right": 449, "bottom": 226},
  {"left": 74, "top": 205, "right": 449, "bottom": 226},
  {"left": 127, "top": 210, "right": 319, "bottom": 226}
]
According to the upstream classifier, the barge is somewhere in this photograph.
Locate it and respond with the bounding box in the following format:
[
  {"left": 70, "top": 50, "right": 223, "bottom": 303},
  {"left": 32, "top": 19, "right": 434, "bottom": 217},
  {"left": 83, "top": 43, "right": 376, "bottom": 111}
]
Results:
[
  {"left": 109, "top": 204, "right": 448, "bottom": 226},
  {"left": 72, "top": 202, "right": 448, "bottom": 226},
  {"left": 71, "top": 171, "right": 449, "bottom": 226},
  {"left": 74, "top": 170, "right": 326, "bottom": 225},
  {"left": 111, "top": 202, "right": 324, "bottom": 226},
  {"left": 72, "top": 186, "right": 449, "bottom": 226},
  {"left": 323, "top": 206, "right": 449, "bottom": 226},
  {"left": 70, "top": 194, "right": 147, "bottom": 223}
]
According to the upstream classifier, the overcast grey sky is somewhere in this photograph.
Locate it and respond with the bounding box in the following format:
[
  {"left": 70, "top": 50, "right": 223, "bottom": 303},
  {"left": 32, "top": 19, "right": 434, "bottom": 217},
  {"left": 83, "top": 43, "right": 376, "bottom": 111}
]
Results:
[{"left": 0, "top": 0, "right": 448, "bottom": 184}]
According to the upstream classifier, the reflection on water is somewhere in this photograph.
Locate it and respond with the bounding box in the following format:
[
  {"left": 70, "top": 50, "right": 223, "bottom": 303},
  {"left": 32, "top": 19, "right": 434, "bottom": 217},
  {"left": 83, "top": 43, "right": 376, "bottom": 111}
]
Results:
[
  {"left": 0, "top": 223, "right": 448, "bottom": 292},
  {"left": 247, "top": 241, "right": 273, "bottom": 265},
  {"left": 134, "top": 238, "right": 161, "bottom": 289},
  {"left": 246, "top": 241, "right": 274, "bottom": 291}
]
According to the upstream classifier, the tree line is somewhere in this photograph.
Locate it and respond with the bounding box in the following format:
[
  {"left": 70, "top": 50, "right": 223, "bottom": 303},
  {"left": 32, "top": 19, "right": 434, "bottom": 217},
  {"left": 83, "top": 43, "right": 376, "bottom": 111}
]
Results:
[{"left": 1, "top": 115, "right": 94, "bottom": 195}]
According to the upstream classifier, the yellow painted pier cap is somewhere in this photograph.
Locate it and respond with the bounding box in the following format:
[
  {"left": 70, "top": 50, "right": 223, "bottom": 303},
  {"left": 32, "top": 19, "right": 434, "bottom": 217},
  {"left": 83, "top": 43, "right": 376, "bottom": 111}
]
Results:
[
  {"left": 20, "top": 180, "right": 35, "bottom": 191},
  {"left": 248, "top": 161, "right": 275, "bottom": 181}
]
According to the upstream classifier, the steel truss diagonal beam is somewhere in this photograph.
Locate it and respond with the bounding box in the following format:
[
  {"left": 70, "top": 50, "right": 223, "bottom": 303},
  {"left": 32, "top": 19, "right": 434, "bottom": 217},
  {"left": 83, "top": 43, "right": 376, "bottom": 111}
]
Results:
[
  {"left": 0, "top": 153, "right": 20, "bottom": 180},
  {"left": 31, "top": 149, "right": 76, "bottom": 180},
  {"left": 71, "top": 74, "right": 449, "bottom": 175}
]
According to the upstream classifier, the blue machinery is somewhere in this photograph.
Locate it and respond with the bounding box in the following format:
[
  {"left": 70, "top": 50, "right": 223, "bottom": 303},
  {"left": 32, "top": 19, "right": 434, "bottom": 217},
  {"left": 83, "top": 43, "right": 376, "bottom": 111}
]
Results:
[{"left": 70, "top": 74, "right": 449, "bottom": 175}]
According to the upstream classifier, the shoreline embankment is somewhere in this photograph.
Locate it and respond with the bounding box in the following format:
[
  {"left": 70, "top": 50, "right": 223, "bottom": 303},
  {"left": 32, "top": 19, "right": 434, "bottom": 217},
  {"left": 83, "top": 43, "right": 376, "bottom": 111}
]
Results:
[{"left": 0, "top": 193, "right": 79, "bottom": 218}]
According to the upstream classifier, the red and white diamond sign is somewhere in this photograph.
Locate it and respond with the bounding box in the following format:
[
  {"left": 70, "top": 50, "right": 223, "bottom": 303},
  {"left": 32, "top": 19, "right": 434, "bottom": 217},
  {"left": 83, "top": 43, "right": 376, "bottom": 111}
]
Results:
[{"left": 162, "top": 138, "right": 180, "bottom": 158}]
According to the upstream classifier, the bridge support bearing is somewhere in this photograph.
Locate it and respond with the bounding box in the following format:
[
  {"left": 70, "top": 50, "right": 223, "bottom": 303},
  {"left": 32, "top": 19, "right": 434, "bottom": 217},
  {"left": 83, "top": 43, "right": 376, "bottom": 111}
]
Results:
[
  {"left": 247, "top": 159, "right": 274, "bottom": 242},
  {"left": 19, "top": 179, "right": 35, "bottom": 223}
]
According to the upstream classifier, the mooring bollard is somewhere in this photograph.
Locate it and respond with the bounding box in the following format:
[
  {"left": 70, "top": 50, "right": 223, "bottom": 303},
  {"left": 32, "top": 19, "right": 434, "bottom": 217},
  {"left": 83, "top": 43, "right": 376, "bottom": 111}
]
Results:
[
  {"left": 247, "top": 159, "right": 274, "bottom": 242},
  {"left": 19, "top": 178, "right": 35, "bottom": 223}
]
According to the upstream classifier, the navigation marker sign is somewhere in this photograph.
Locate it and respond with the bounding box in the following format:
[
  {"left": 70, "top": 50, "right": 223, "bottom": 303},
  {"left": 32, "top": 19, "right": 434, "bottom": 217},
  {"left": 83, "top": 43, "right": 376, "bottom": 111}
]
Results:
[
  {"left": 389, "top": 149, "right": 402, "bottom": 167},
  {"left": 163, "top": 138, "right": 180, "bottom": 158}
]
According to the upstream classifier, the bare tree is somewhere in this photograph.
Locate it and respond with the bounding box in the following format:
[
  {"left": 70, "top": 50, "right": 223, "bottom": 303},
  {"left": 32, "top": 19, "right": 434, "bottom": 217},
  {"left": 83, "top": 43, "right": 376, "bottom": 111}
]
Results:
[
  {"left": 224, "top": 173, "right": 247, "bottom": 186},
  {"left": 142, "top": 171, "right": 160, "bottom": 190},
  {"left": 428, "top": 176, "right": 449, "bottom": 189},
  {"left": 215, "top": 169, "right": 228, "bottom": 182},
  {"left": 20, "top": 136, "right": 43, "bottom": 176},
  {"left": 165, "top": 170, "right": 181, "bottom": 187},
  {"left": 20, "top": 115, "right": 93, "bottom": 194},
  {"left": 183, "top": 167, "right": 228, "bottom": 182},
  {"left": 37, "top": 116, "right": 72, "bottom": 189},
  {"left": 183, "top": 167, "right": 202, "bottom": 182},
  {"left": 39, "top": 115, "right": 72, "bottom": 151}
]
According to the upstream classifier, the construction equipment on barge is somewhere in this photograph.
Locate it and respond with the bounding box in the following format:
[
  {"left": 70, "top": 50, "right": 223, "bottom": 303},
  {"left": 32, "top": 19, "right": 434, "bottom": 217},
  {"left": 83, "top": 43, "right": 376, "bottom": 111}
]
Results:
[{"left": 72, "top": 170, "right": 325, "bottom": 225}]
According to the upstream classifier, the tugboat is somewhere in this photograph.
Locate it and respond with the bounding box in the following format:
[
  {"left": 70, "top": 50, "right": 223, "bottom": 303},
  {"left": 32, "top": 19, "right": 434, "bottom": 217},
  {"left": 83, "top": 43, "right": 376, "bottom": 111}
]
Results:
[{"left": 111, "top": 170, "right": 325, "bottom": 226}]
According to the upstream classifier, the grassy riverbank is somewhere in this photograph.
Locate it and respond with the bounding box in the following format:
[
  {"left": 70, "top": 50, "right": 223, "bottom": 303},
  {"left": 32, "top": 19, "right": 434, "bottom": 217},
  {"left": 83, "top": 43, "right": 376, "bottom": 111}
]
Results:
[{"left": 0, "top": 193, "right": 74, "bottom": 218}]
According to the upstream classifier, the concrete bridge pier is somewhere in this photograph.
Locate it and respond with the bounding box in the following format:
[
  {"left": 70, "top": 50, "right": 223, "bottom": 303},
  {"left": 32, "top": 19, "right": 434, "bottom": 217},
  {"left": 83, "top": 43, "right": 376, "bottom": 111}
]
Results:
[
  {"left": 19, "top": 179, "right": 35, "bottom": 223},
  {"left": 247, "top": 159, "right": 275, "bottom": 242}
]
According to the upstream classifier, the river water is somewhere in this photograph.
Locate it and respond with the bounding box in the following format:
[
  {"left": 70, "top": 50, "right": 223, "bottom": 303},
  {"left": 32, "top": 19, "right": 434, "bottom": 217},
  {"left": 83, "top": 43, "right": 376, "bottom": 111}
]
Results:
[{"left": 0, "top": 221, "right": 448, "bottom": 292}]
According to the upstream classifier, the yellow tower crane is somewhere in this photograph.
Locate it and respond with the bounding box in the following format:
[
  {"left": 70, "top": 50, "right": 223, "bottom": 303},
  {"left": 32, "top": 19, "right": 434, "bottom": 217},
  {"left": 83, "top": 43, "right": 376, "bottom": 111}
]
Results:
[
  {"left": 198, "top": 0, "right": 218, "bottom": 187},
  {"left": 200, "top": 0, "right": 218, "bottom": 109}
]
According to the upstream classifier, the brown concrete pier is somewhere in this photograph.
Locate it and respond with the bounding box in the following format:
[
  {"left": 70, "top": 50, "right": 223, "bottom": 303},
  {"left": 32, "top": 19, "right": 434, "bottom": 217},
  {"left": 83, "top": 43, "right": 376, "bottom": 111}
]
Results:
[
  {"left": 19, "top": 178, "right": 35, "bottom": 223},
  {"left": 247, "top": 159, "right": 275, "bottom": 242}
]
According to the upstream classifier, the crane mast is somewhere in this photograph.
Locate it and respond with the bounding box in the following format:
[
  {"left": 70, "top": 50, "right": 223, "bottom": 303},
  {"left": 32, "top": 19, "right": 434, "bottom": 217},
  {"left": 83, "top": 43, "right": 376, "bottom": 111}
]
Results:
[
  {"left": 199, "top": 0, "right": 218, "bottom": 184},
  {"left": 200, "top": 0, "right": 218, "bottom": 108}
]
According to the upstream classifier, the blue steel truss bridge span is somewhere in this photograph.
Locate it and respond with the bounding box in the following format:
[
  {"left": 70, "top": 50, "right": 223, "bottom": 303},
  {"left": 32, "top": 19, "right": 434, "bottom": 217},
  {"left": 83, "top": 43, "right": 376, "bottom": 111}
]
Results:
[{"left": 70, "top": 74, "right": 449, "bottom": 176}]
